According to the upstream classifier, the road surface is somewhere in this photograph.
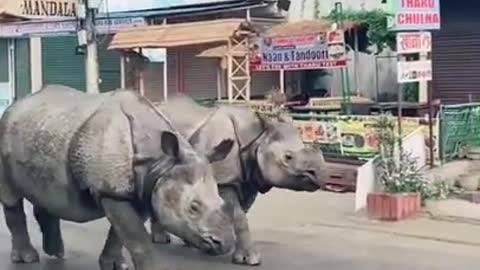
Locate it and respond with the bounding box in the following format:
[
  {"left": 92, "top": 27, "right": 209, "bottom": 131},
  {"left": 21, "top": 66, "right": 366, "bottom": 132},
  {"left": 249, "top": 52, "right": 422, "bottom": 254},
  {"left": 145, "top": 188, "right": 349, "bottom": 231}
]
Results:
[{"left": 0, "top": 200, "right": 479, "bottom": 270}]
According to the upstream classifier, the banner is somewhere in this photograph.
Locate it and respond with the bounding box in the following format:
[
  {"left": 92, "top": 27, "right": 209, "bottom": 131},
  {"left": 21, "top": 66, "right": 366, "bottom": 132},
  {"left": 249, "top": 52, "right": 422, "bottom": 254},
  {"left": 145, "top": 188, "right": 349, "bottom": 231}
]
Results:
[
  {"left": 249, "top": 31, "right": 347, "bottom": 71},
  {"left": 396, "top": 32, "right": 432, "bottom": 54},
  {"left": 0, "top": 0, "right": 78, "bottom": 19},
  {"left": 388, "top": 0, "right": 441, "bottom": 30},
  {"left": 397, "top": 60, "right": 432, "bottom": 83}
]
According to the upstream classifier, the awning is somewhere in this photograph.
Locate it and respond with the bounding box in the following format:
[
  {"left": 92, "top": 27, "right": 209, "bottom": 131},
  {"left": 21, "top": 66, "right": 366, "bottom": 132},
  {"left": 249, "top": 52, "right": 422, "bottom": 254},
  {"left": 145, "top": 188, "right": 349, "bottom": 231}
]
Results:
[{"left": 109, "top": 18, "right": 254, "bottom": 50}]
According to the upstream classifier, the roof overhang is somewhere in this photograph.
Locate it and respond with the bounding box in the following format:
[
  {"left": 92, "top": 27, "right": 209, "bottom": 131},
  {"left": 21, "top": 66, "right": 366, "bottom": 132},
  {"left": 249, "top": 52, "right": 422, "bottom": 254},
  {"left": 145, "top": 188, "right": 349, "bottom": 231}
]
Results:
[{"left": 109, "top": 18, "right": 255, "bottom": 50}]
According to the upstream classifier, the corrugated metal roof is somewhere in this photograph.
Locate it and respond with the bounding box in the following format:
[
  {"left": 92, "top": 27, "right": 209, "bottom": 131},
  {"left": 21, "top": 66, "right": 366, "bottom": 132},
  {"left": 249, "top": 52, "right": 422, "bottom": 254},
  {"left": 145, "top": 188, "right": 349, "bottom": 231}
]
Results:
[{"left": 109, "top": 18, "right": 254, "bottom": 49}]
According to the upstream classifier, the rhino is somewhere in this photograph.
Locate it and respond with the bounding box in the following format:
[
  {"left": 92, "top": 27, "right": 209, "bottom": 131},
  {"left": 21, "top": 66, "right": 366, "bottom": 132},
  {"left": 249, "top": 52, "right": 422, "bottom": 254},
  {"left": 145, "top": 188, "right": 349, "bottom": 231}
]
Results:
[
  {"left": 0, "top": 85, "right": 236, "bottom": 270},
  {"left": 150, "top": 95, "right": 327, "bottom": 266}
]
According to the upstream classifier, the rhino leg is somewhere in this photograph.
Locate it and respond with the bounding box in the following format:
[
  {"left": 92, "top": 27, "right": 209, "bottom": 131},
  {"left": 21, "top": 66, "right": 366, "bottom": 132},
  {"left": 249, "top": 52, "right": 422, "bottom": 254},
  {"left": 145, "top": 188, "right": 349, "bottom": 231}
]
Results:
[
  {"left": 220, "top": 187, "right": 261, "bottom": 266},
  {"left": 101, "top": 198, "right": 166, "bottom": 270},
  {"left": 99, "top": 226, "right": 129, "bottom": 270},
  {"left": 2, "top": 200, "right": 40, "bottom": 264},
  {"left": 150, "top": 220, "right": 171, "bottom": 244},
  {"left": 33, "top": 206, "right": 64, "bottom": 258}
]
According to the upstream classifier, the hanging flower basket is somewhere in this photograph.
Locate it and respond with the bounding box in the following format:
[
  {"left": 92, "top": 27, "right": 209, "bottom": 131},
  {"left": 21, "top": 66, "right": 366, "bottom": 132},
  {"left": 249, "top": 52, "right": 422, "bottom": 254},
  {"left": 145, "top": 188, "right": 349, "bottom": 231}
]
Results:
[{"left": 367, "top": 192, "right": 421, "bottom": 221}]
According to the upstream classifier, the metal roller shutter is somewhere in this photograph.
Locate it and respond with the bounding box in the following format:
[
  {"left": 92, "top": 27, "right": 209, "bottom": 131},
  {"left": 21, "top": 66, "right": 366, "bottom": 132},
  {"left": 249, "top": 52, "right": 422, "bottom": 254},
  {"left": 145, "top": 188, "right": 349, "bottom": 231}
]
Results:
[
  {"left": 42, "top": 35, "right": 120, "bottom": 92},
  {"left": 144, "top": 62, "right": 165, "bottom": 102},
  {"left": 183, "top": 45, "right": 218, "bottom": 99},
  {"left": 0, "top": 39, "right": 9, "bottom": 82},
  {"left": 97, "top": 36, "right": 121, "bottom": 92},
  {"left": 432, "top": 28, "right": 480, "bottom": 104},
  {"left": 14, "top": 38, "right": 31, "bottom": 99},
  {"left": 42, "top": 36, "right": 85, "bottom": 91},
  {"left": 432, "top": 0, "right": 480, "bottom": 104}
]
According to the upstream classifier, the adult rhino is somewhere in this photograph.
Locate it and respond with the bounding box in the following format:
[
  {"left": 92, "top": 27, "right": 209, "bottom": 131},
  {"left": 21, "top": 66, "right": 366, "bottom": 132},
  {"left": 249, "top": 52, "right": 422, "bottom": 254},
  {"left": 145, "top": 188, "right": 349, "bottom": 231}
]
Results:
[
  {"left": 151, "top": 96, "right": 327, "bottom": 266},
  {"left": 0, "top": 85, "right": 236, "bottom": 270}
]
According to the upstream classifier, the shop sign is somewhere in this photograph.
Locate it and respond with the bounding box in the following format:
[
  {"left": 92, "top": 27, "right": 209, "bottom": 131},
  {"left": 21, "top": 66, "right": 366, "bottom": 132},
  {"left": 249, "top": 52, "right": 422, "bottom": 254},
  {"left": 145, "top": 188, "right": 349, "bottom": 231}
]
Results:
[
  {"left": 396, "top": 32, "right": 432, "bottom": 54},
  {"left": 389, "top": 0, "right": 441, "bottom": 30},
  {"left": 20, "top": 0, "right": 77, "bottom": 18},
  {"left": 397, "top": 60, "right": 432, "bottom": 83},
  {"left": 0, "top": 17, "right": 146, "bottom": 37},
  {"left": 249, "top": 30, "right": 347, "bottom": 71}
]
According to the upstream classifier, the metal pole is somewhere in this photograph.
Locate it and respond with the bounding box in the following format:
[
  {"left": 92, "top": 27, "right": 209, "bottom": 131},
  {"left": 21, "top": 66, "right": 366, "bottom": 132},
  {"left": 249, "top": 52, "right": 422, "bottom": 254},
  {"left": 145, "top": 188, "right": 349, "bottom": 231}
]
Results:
[
  {"left": 279, "top": 69, "right": 285, "bottom": 93},
  {"left": 428, "top": 81, "right": 435, "bottom": 168},
  {"left": 84, "top": 0, "right": 100, "bottom": 93},
  {"left": 120, "top": 55, "right": 126, "bottom": 88},
  {"left": 162, "top": 19, "right": 168, "bottom": 102},
  {"left": 353, "top": 27, "right": 360, "bottom": 96},
  {"left": 397, "top": 83, "right": 403, "bottom": 155}
]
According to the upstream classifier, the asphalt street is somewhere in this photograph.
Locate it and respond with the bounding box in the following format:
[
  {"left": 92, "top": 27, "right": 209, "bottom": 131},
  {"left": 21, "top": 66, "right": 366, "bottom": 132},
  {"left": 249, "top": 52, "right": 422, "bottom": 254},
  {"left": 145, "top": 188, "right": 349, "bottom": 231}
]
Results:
[{"left": 0, "top": 202, "right": 479, "bottom": 270}]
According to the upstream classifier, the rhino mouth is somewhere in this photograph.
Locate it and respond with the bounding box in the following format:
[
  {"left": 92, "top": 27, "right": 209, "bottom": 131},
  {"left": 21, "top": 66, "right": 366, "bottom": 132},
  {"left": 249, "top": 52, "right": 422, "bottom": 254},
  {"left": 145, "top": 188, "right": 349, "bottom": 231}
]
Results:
[{"left": 299, "top": 170, "right": 322, "bottom": 191}]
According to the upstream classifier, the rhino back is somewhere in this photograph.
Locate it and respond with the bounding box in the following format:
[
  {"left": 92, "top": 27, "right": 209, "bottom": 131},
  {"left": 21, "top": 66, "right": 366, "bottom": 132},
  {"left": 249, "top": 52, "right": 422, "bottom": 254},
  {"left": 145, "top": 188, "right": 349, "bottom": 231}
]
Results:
[
  {"left": 0, "top": 85, "right": 109, "bottom": 218},
  {"left": 69, "top": 90, "right": 190, "bottom": 201}
]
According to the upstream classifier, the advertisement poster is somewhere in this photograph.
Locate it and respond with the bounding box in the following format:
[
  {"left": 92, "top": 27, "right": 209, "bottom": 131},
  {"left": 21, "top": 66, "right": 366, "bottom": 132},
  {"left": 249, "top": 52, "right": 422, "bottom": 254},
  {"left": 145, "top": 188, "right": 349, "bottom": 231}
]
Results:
[
  {"left": 397, "top": 60, "right": 432, "bottom": 83},
  {"left": 389, "top": 0, "right": 441, "bottom": 30},
  {"left": 292, "top": 116, "right": 431, "bottom": 158},
  {"left": 249, "top": 30, "right": 347, "bottom": 71},
  {"left": 396, "top": 32, "right": 432, "bottom": 54}
]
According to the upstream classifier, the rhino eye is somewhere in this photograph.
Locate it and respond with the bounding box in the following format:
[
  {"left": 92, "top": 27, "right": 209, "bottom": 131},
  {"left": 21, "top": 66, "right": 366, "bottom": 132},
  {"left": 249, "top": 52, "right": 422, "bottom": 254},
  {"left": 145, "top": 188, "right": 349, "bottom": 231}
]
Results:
[
  {"left": 284, "top": 152, "right": 293, "bottom": 162},
  {"left": 189, "top": 200, "right": 202, "bottom": 215}
]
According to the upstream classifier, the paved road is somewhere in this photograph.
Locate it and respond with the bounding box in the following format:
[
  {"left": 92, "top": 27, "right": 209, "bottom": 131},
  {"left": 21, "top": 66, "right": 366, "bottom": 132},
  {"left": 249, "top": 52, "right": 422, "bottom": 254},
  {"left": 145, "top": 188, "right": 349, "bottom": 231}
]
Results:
[{"left": 0, "top": 203, "right": 479, "bottom": 270}]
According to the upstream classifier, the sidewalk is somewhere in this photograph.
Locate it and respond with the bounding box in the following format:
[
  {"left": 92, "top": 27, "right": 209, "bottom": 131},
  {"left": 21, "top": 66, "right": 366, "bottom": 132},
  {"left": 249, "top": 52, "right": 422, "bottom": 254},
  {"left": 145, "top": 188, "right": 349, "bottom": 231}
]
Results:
[{"left": 248, "top": 189, "right": 480, "bottom": 247}]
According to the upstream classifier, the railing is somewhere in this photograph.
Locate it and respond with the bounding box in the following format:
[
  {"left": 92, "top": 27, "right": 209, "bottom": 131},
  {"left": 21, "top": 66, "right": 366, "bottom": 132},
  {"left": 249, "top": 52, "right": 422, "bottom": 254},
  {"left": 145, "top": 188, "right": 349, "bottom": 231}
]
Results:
[{"left": 439, "top": 103, "right": 480, "bottom": 162}]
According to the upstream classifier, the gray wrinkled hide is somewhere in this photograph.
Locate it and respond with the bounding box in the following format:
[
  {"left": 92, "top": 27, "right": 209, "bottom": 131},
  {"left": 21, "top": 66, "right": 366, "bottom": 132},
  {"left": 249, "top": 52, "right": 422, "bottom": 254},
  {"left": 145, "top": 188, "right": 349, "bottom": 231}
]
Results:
[
  {"left": 0, "top": 85, "right": 191, "bottom": 217},
  {"left": 158, "top": 95, "right": 326, "bottom": 211}
]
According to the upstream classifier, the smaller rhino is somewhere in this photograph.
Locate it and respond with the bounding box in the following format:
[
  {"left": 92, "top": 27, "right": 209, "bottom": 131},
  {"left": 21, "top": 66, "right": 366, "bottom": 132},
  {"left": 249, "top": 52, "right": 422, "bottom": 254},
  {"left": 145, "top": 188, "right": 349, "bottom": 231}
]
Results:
[
  {"left": 151, "top": 96, "right": 327, "bottom": 266},
  {"left": 0, "top": 85, "right": 235, "bottom": 270}
]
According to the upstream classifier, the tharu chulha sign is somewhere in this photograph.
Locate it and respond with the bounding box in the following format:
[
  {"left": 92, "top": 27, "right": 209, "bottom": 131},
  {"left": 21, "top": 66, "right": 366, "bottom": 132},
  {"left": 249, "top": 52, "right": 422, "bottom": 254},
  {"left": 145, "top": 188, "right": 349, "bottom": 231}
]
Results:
[{"left": 389, "top": 0, "right": 441, "bottom": 30}]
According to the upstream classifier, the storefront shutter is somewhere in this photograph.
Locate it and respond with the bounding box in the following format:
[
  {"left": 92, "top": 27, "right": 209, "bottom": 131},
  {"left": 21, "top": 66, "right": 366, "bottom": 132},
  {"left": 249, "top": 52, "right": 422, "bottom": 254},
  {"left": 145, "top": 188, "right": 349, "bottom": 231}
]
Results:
[
  {"left": 432, "top": 0, "right": 480, "bottom": 104},
  {"left": 0, "top": 39, "right": 9, "bottom": 82},
  {"left": 14, "top": 38, "right": 31, "bottom": 99},
  {"left": 42, "top": 36, "right": 86, "bottom": 91},
  {"left": 42, "top": 35, "right": 120, "bottom": 92},
  {"left": 183, "top": 45, "right": 218, "bottom": 99}
]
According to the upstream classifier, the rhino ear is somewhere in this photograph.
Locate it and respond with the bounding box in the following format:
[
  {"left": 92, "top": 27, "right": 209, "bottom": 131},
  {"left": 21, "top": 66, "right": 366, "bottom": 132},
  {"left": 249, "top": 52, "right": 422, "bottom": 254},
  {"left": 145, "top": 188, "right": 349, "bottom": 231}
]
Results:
[
  {"left": 206, "top": 139, "right": 234, "bottom": 163},
  {"left": 161, "top": 131, "right": 180, "bottom": 159}
]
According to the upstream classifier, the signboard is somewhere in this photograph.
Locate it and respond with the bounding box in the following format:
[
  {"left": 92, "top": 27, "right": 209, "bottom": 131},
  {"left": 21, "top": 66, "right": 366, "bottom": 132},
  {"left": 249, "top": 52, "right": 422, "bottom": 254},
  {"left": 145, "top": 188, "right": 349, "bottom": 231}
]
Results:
[
  {"left": 396, "top": 32, "right": 432, "bottom": 54},
  {"left": 0, "top": 0, "right": 77, "bottom": 19},
  {"left": 0, "top": 17, "right": 146, "bottom": 37},
  {"left": 389, "top": 0, "right": 441, "bottom": 30},
  {"left": 397, "top": 60, "right": 432, "bottom": 83},
  {"left": 249, "top": 31, "right": 347, "bottom": 71}
]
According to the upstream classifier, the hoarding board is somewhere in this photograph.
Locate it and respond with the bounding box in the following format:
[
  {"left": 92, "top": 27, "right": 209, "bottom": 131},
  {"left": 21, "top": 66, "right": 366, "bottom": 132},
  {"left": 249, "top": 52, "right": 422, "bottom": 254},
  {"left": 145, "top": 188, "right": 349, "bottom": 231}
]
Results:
[
  {"left": 397, "top": 60, "right": 432, "bottom": 83},
  {"left": 249, "top": 30, "right": 347, "bottom": 71},
  {"left": 396, "top": 32, "right": 432, "bottom": 54},
  {"left": 388, "top": 0, "right": 441, "bottom": 30}
]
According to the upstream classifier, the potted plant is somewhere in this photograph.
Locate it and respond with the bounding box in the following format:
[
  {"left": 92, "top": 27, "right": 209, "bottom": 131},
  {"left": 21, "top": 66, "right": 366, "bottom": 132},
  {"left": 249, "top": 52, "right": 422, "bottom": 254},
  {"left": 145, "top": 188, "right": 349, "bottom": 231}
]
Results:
[{"left": 367, "top": 114, "right": 424, "bottom": 221}]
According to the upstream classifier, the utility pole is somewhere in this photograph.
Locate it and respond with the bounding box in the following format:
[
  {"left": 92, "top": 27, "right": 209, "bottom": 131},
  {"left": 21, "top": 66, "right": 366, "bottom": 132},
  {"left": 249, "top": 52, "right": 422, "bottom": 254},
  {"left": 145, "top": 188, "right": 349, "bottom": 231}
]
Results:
[{"left": 78, "top": 0, "right": 100, "bottom": 93}]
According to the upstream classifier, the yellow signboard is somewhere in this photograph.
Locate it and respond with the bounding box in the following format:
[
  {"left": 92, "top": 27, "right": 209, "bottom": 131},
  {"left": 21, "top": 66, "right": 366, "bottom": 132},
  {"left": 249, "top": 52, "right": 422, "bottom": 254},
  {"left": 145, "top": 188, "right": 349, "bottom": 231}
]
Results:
[{"left": 0, "top": 0, "right": 77, "bottom": 19}]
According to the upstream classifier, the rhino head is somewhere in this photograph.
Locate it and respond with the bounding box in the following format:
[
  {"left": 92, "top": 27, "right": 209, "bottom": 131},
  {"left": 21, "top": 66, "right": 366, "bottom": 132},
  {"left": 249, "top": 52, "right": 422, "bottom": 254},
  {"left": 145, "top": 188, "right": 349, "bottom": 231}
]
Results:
[
  {"left": 255, "top": 115, "right": 327, "bottom": 192},
  {"left": 147, "top": 131, "right": 235, "bottom": 255}
]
